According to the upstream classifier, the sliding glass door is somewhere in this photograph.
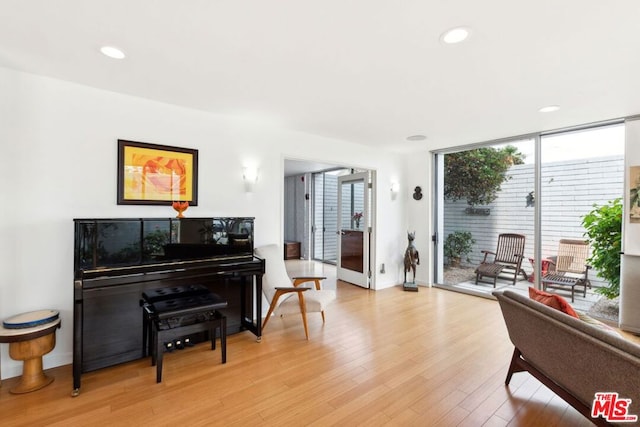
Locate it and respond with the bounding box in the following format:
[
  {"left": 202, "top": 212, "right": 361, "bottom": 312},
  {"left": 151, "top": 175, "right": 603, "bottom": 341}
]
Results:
[
  {"left": 433, "top": 122, "right": 624, "bottom": 314},
  {"left": 435, "top": 139, "right": 534, "bottom": 295},
  {"left": 539, "top": 124, "right": 624, "bottom": 311}
]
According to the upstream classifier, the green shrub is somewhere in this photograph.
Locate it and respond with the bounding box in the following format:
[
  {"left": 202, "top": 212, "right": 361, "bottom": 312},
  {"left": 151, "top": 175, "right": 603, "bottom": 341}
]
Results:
[
  {"left": 444, "top": 231, "right": 476, "bottom": 265},
  {"left": 582, "top": 198, "right": 622, "bottom": 299}
]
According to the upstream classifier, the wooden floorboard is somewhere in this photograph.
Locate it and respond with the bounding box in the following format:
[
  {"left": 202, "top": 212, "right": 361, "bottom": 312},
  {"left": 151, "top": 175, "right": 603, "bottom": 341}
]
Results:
[{"left": 1, "top": 280, "right": 630, "bottom": 426}]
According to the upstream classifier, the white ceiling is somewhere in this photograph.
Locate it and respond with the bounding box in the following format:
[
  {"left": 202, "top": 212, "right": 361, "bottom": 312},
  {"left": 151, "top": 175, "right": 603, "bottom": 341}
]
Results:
[
  {"left": 284, "top": 159, "right": 344, "bottom": 177},
  {"left": 2, "top": 0, "right": 640, "bottom": 153}
]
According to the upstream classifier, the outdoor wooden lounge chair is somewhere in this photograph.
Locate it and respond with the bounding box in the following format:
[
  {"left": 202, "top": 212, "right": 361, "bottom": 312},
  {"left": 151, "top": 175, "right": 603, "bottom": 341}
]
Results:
[
  {"left": 475, "top": 233, "right": 527, "bottom": 287},
  {"left": 541, "top": 239, "right": 591, "bottom": 302}
]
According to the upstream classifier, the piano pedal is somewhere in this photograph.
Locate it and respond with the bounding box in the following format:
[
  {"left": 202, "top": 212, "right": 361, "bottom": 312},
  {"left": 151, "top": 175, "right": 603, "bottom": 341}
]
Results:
[
  {"left": 174, "top": 339, "right": 185, "bottom": 350},
  {"left": 164, "top": 341, "right": 175, "bottom": 352},
  {"left": 184, "top": 337, "right": 195, "bottom": 347}
]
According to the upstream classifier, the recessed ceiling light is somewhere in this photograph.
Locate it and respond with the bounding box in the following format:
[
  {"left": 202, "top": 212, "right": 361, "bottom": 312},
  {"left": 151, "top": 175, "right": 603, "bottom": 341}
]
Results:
[
  {"left": 440, "top": 27, "right": 470, "bottom": 44},
  {"left": 406, "top": 135, "right": 427, "bottom": 141},
  {"left": 100, "top": 46, "right": 126, "bottom": 59},
  {"left": 538, "top": 105, "right": 560, "bottom": 113}
]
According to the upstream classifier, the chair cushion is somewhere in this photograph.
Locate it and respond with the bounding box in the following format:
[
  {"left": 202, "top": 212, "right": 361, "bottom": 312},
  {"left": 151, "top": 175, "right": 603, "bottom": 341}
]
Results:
[
  {"left": 255, "top": 244, "right": 293, "bottom": 304},
  {"left": 528, "top": 287, "right": 579, "bottom": 319},
  {"left": 275, "top": 289, "right": 337, "bottom": 316}
]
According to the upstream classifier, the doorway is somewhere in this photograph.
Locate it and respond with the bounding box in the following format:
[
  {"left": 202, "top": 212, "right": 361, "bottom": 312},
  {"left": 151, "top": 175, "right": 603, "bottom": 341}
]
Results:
[
  {"left": 337, "top": 171, "right": 371, "bottom": 288},
  {"left": 283, "top": 159, "right": 376, "bottom": 289}
]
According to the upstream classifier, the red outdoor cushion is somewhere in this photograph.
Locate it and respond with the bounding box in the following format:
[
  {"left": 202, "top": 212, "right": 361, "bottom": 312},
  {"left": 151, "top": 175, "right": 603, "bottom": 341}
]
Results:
[{"left": 528, "top": 287, "right": 579, "bottom": 319}]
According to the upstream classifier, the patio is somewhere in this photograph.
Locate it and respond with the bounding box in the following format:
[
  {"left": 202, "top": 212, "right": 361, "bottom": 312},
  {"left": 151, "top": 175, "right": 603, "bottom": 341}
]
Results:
[{"left": 438, "top": 266, "right": 619, "bottom": 323}]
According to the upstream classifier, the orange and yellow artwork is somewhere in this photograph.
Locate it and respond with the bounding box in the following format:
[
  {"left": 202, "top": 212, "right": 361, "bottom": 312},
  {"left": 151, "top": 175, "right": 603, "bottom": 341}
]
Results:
[{"left": 122, "top": 145, "right": 194, "bottom": 202}]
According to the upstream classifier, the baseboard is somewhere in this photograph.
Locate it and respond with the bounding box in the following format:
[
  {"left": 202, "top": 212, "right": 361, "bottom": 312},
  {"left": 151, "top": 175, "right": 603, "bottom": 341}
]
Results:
[
  {"left": 1, "top": 352, "right": 71, "bottom": 380},
  {"left": 619, "top": 323, "right": 640, "bottom": 335}
]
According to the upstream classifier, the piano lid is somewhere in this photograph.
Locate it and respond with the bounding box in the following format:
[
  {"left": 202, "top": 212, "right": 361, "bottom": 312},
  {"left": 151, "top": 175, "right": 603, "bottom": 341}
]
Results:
[{"left": 74, "top": 217, "right": 254, "bottom": 271}]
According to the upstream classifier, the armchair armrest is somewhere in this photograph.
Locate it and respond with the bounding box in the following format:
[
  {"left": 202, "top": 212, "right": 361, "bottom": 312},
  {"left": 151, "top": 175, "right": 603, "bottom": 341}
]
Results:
[
  {"left": 275, "top": 287, "right": 310, "bottom": 292},
  {"left": 480, "top": 250, "right": 495, "bottom": 263},
  {"left": 292, "top": 276, "right": 327, "bottom": 290}
]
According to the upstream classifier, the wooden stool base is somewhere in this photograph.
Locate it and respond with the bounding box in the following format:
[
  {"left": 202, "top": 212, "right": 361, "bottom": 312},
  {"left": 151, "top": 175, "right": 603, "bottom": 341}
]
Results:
[
  {"left": 10, "top": 372, "right": 54, "bottom": 394},
  {"left": 8, "top": 332, "right": 56, "bottom": 394}
]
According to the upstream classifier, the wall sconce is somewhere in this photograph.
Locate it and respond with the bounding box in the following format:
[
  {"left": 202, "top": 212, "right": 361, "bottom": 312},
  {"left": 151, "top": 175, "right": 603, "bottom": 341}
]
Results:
[
  {"left": 390, "top": 182, "right": 399, "bottom": 199},
  {"left": 243, "top": 167, "right": 258, "bottom": 192}
]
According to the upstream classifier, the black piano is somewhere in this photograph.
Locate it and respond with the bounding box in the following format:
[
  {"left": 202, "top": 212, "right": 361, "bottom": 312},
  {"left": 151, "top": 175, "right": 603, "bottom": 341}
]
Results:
[{"left": 72, "top": 217, "right": 264, "bottom": 395}]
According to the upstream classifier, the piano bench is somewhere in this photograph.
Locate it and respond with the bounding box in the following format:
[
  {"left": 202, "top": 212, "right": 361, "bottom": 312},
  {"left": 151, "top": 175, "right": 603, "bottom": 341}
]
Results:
[{"left": 141, "top": 287, "right": 228, "bottom": 383}]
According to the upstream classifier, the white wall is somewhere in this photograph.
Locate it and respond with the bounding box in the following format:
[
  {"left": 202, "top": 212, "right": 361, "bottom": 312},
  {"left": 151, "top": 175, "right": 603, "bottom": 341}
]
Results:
[
  {"left": 403, "top": 151, "right": 432, "bottom": 285},
  {"left": 0, "top": 67, "right": 406, "bottom": 379}
]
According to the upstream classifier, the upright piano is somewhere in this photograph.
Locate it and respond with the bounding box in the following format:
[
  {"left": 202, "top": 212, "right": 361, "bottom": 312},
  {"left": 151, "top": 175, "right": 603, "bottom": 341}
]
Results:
[{"left": 72, "top": 217, "right": 264, "bottom": 395}]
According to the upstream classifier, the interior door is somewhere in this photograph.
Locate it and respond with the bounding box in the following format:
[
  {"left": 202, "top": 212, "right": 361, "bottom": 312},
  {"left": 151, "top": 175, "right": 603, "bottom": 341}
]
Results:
[{"left": 337, "top": 172, "right": 370, "bottom": 287}]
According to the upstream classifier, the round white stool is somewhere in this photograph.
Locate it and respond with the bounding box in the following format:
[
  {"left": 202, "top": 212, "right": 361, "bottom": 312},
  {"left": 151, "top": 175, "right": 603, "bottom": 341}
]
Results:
[{"left": 0, "top": 310, "right": 61, "bottom": 394}]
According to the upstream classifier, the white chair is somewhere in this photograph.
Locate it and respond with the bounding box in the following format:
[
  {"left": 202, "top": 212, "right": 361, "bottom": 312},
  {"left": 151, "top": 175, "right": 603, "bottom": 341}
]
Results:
[{"left": 255, "top": 244, "right": 336, "bottom": 339}]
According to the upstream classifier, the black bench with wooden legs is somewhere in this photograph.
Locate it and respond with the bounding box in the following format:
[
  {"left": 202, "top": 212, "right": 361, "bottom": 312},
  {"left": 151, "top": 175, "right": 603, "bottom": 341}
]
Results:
[{"left": 141, "top": 285, "right": 228, "bottom": 383}]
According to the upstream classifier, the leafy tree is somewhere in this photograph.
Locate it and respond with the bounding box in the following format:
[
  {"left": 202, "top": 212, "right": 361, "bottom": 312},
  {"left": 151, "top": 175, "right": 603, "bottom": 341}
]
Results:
[
  {"left": 444, "top": 145, "right": 525, "bottom": 206},
  {"left": 582, "top": 198, "right": 622, "bottom": 299}
]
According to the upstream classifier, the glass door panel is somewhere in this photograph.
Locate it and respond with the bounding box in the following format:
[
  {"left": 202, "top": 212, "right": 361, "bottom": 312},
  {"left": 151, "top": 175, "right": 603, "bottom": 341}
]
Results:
[
  {"left": 337, "top": 172, "right": 369, "bottom": 287},
  {"left": 436, "top": 139, "right": 534, "bottom": 295},
  {"left": 312, "top": 171, "right": 342, "bottom": 263},
  {"left": 540, "top": 124, "right": 624, "bottom": 312}
]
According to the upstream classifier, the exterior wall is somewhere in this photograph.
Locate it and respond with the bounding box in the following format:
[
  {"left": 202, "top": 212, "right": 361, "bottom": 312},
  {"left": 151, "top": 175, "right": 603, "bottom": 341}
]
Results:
[{"left": 444, "top": 156, "right": 624, "bottom": 287}]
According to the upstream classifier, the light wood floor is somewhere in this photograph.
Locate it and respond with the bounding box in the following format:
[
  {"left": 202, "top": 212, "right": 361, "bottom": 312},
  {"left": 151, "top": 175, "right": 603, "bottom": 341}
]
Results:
[{"left": 2, "top": 279, "right": 626, "bottom": 426}]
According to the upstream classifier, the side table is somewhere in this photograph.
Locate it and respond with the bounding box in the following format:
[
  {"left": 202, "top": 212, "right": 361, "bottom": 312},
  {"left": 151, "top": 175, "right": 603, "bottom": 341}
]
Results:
[
  {"left": 284, "top": 241, "right": 301, "bottom": 260},
  {"left": 0, "top": 315, "right": 61, "bottom": 394}
]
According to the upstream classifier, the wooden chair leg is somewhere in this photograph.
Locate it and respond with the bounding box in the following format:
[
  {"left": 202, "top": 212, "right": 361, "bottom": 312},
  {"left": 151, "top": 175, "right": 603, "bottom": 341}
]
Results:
[
  {"left": 506, "top": 348, "right": 523, "bottom": 385},
  {"left": 262, "top": 291, "right": 283, "bottom": 330},
  {"left": 321, "top": 310, "right": 326, "bottom": 323},
  {"left": 297, "top": 293, "right": 309, "bottom": 340},
  {"left": 262, "top": 305, "right": 275, "bottom": 330}
]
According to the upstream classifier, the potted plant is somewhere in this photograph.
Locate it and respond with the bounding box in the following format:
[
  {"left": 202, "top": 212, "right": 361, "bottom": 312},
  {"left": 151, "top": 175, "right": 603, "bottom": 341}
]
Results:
[
  {"left": 352, "top": 212, "right": 363, "bottom": 229},
  {"left": 444, "top": 231, "right": 476, "bottom": 267}
]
